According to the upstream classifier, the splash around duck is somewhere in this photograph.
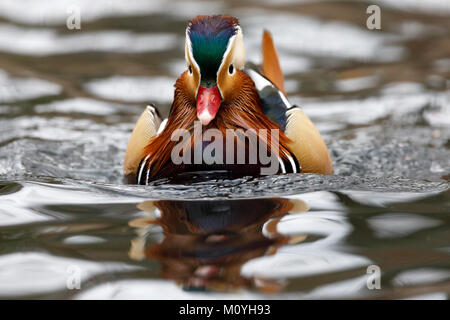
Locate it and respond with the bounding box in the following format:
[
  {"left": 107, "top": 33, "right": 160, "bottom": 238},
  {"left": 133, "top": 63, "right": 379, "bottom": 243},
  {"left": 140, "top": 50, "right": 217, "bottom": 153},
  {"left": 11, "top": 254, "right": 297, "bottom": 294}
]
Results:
[{"left": 124, "top": 15, "right": 333, "bottom": 185}]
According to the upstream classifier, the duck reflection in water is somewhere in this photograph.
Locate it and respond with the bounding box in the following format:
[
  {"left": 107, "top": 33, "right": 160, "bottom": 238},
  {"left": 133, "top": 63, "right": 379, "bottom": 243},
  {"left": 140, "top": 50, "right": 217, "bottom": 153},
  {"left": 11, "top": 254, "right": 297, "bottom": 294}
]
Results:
[{"left": 128, "top": 198, "right": 308, "bottom": 293}]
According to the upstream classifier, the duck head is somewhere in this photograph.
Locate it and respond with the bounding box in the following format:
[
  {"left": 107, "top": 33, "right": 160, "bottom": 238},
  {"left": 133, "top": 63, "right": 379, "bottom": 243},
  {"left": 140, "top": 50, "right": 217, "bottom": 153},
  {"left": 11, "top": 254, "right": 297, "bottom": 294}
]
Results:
[{"left": 184, "top": 15, "right": 246, "bottom": 126}]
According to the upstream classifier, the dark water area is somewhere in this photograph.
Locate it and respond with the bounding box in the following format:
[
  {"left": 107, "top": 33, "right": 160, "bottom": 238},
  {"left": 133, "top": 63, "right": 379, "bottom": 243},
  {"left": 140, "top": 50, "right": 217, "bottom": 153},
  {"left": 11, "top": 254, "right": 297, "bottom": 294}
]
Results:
[{"left": 0, "top": 0, "right": 449, "bottom": 299}]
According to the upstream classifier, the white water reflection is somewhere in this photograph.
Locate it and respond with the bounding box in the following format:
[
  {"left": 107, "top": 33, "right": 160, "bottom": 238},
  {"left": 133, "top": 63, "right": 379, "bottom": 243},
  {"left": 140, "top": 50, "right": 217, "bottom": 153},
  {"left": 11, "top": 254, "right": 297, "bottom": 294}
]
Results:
[
  {"left": 424, "top": 102, "right": 450, "bottom": 127},
  {"left": 241, "top": 207, "right": 368, "bottom": 279},
  {"left": 374, "top": 0, "right": 450, "bottom": 16},
  {"left": 241, "top": 11, "right": 404, "bottom": 62},
  {"left": 334, "top": 75, "right": 379, "bottom": 93},
  {"left": 0, "top": 24, "right": 178, "bottom": 56},
  {"left": 0, "top": 252, "right": 140, "bottom": 297},
  {"left": 0, "top": 0, "right": 223, "bottom": 25},
  {"left": 0, "top": 201, "right": 51, "bottom": 226},
  {"left": 294, "top": 84, "right": 448, "bottom": 128},
  {"left": 0, "top": 116, "right": 128, "bottom": 142},
  {"left": 76, "top": 279, "right": 267, "bottom": 300},
  {"left": 368, "top": 213, "right": 441, "bottom": 238},
  {"left": 63, "top": 235, "right": 107, "bottom": 244},
  {"left": 241, "top": 251, "right": 369, "bottom": 279},
  {"left": 393, "top": 268, "right": 450, "bottom": 286},
  {"left": 0, "top": 69, "right": 61, "bottom": 102},
  {"left": 35, "top": 98, "right": 141, "bottom": 115},
  {"left": 274, "top": 211, "right": 350, "bottom": 247},
  {"left": 84, "top": 76, "right": 175, "bottom": 104}
]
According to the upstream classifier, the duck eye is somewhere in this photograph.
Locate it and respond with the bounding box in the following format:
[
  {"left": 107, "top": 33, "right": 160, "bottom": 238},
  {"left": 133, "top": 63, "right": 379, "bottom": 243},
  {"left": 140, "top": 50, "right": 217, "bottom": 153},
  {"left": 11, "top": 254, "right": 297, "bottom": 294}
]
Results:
[
  {"left": 228, "top": 64, "right": 234, "bottom": 74},
  {"left": 188, "top": 65, "right": 193, "bottom": 74}
]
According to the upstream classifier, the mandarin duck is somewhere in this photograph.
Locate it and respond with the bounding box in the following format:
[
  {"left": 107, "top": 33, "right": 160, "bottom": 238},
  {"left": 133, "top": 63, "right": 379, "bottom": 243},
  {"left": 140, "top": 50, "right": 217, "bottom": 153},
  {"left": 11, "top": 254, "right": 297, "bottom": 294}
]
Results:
[{"left": 124, "top": 15, "right": 333, "bottom": 184}]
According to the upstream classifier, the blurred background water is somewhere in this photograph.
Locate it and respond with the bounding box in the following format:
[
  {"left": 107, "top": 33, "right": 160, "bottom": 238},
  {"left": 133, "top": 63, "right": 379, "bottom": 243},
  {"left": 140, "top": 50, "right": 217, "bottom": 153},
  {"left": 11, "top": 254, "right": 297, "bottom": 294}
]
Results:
[{"left": 0, "top": 0, "right": 449, "bottom": 299}]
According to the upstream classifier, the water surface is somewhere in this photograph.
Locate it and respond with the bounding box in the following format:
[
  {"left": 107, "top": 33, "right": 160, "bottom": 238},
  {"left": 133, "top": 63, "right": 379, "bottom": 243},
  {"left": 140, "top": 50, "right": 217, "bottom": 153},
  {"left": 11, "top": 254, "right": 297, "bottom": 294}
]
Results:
[{"left": 0, "top": 0, "right": 449, "bottom": 299}]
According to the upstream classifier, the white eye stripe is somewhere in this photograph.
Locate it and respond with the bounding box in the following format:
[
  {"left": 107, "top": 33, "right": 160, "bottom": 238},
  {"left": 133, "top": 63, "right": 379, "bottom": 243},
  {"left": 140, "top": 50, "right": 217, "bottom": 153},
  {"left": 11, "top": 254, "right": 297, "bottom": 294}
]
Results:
[
  {"left": 217, "top": 25, "right": 245, "bottom": 79},
  {"left": 218, "top": 34, "right": 236, "bottom": 76},
  {"left": 185, "top": 28, "right": 201, "bottom": 78}
]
